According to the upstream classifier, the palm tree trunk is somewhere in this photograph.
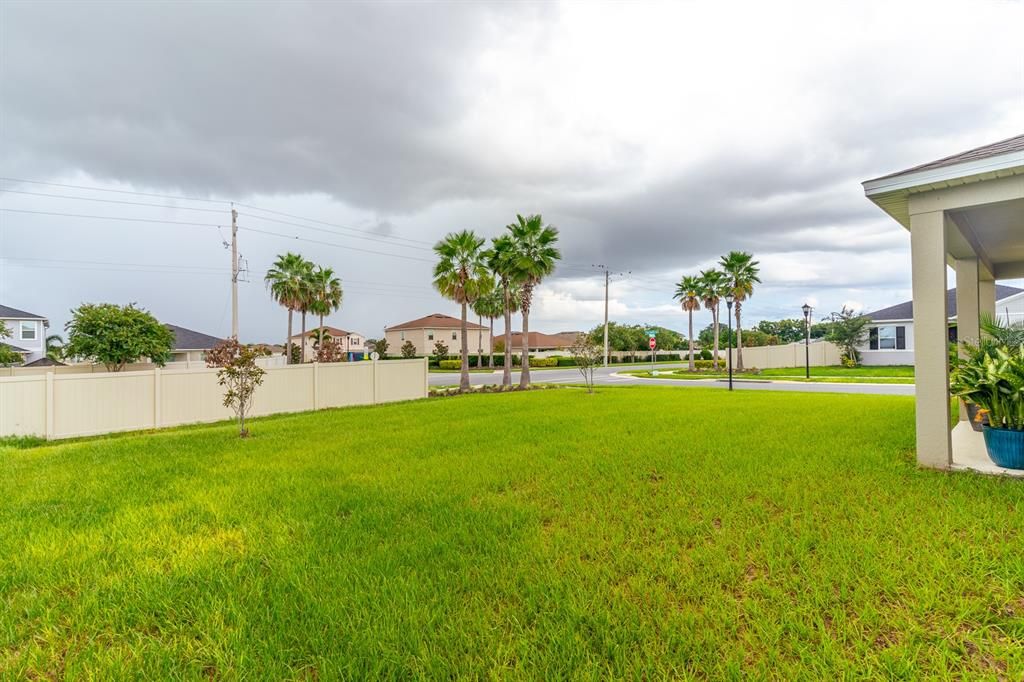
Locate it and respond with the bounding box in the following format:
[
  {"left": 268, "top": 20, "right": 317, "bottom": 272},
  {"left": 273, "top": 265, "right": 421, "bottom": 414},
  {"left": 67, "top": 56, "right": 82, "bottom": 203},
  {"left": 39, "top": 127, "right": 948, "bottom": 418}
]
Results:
[
  {"left": 488, "top": 316, "right": 494, "bottom": 368},
  {"left": 688, "top": 309, "right": 695, "bottom": 371},
  {"left": 300, "top": 310, "right": 307, "bottom": 363},
  {"left": 286, "top": 308, "right": 294, "bottom": 364},
  {"left": 712, "top": 305, "right": 721, "bottom": 370},
  {"left": 519, "top": 304, "right": 531, "bottom": 389},
  {"left": 477, "top": 314, "right": 483, "bottom": 369},
  {"left": 460, "top": 302, "right": 470, "bottom": 391},
  {"left": 735, "top": 302, "right": 744, "bottom": 371},
  {"left": 502, "top": 285, "right": 512, "bottom": 387}
]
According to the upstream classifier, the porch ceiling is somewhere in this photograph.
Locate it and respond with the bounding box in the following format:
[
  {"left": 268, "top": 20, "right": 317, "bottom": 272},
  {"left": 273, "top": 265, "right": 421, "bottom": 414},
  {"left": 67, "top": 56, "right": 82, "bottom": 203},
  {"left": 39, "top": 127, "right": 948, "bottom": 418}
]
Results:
[{"left": 949, "top": 197, "right": 1024, "bottom": 268}]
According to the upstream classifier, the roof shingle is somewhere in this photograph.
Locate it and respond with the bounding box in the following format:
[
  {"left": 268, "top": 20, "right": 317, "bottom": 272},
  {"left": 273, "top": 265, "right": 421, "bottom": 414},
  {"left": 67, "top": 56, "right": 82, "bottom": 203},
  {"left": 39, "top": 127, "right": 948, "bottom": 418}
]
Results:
[
  {"left": 386, "top": 313, "right": 486, "bottom": 331},
  {"left": 866, "top": 285, "right": 1023, "bottom": 321},
  {"left": 867, "top": 134, "right": 1024, "bottom": 182},
  {"left": 0, "top": 304, "right": 46, "bottom": 320},
  {"left": 166, "top": 324, "right": 224, "bottom": 350}
]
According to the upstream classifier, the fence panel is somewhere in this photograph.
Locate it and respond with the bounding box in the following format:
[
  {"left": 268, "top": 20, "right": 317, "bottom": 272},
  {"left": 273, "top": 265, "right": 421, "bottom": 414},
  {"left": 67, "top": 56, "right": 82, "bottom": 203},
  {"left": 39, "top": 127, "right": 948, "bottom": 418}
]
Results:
[
  {"left": 160, "top": 368, "right": 233, "bottom": 428},
  {"left": 0, "top": 375, "right": 47, "bottom": 436},
  {"left": 319, "top": 362, "right": 375, "bottom": 408},
  {"left": 52, "top": 371, "right": 156, "bottom": 439},
  {"left": 0, "top": 358, "right": 428, "bottom": 440},
  {"left": 377, "top": 359, "right": 429, "bottom": 403}
]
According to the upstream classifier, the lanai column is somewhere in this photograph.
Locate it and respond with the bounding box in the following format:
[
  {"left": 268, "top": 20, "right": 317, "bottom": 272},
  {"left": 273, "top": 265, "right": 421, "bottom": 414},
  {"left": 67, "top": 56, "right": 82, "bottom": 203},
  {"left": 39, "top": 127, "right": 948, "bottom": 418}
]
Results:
[{"left": 909, "top": 209, "right": 952, "bottom": 468}]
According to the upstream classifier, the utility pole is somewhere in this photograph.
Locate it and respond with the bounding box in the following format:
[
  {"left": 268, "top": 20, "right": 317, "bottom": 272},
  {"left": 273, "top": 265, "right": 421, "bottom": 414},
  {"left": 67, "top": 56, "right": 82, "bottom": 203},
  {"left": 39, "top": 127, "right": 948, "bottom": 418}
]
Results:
[
  {"left": 603, "top": 267, "right": 610, "bottom": 367},
  {"left": 231, "top": 205, "right": 239, "bottom": 339}
]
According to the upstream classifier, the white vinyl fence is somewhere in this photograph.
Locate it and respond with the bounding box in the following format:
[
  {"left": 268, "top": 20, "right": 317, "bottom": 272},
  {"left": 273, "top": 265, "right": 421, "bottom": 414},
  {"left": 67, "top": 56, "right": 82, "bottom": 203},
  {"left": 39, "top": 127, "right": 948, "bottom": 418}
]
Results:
[
  {"left": 0, "top": 359, "right": 428, "bottom": 440},
  {"left": 725, "top": 341, "right": 842, "bottom": 369}
]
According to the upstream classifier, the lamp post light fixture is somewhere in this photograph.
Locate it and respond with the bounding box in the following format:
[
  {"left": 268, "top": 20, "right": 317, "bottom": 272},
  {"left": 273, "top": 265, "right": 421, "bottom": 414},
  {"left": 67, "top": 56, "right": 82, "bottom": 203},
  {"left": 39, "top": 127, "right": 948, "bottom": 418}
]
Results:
[
  {"left": 725, "top": 293, "right": 735, "bottom": 391},
  {"left": 801, "top": 303, "right": 813, "bottom": 379}
]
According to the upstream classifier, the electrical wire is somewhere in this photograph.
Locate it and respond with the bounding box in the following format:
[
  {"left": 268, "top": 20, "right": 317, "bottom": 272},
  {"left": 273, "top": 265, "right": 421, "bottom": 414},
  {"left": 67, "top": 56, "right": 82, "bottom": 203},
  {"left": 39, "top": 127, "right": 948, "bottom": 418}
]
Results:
[
  {"left": 240, "top": 225, "right": 435, "bottom": 263},
  {"left": 0, "top": 188, "right": 227, "bottom": 213},
  {"left": 0, "top": 207, "right": 223, "bottom": 228}
]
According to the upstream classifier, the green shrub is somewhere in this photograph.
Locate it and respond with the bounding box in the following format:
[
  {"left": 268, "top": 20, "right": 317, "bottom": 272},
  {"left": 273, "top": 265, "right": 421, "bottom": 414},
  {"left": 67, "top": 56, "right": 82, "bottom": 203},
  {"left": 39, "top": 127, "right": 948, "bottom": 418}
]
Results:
[
  {"left": 438, "top": 359, "right": 461, "bottom": 370},
  {"left": 693, "top": 359, "right": 714, "bottom": 369},
  {"left": 700, "top": 349, "right": 713, "bottom": 360},
  {"left": 530, "top": 357, "right": 559, "bottom": 367},
  {"left": 556, "top": 357, "right": 577, "bottom": 367}
]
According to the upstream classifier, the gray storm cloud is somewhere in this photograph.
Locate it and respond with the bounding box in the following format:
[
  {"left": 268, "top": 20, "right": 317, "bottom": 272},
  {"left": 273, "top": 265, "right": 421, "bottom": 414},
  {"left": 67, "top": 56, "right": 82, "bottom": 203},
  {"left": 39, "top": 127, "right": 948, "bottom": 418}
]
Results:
[{"left": 1, "top": 0, "right": 1021, "bottom": 339}]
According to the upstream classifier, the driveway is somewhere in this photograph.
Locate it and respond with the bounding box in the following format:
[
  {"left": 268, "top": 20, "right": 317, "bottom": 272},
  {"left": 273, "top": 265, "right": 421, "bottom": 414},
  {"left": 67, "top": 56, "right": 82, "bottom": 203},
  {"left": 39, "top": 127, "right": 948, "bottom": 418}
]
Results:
[{"left": 429, "top": 364, "right": 915, "bottom": 396}]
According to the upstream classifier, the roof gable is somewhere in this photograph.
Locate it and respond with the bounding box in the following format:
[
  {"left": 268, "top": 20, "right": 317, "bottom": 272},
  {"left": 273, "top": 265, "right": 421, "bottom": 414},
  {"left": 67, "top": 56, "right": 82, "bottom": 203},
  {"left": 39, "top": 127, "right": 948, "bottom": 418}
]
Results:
[
  {"left": 0, "top": 304, "right": 46, "bottom": 320},
  {"left": 867, "top": 134, "right": 1024, "bottom": 184},
  {"left": 166, "top": 324, "right": 224, "bottom": 350},
  {"left": 387, "top": 313, "right": 486, "bottom": 331}
]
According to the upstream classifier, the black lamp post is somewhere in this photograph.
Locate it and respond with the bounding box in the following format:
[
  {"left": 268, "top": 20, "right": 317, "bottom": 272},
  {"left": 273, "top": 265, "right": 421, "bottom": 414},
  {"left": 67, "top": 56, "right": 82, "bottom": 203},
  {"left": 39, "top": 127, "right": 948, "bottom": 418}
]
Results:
[
  {"left": 802, "top": 303, "right": 812, "bottom": 379},
  {"left": 725, "top": 294, "right": 735, "bottom": 391}
]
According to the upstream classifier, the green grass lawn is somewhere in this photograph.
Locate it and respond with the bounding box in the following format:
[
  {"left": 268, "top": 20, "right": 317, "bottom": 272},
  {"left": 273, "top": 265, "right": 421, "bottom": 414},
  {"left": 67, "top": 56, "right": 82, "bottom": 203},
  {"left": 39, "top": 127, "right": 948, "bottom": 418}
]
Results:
[
  {"left": 622, "top": 370, "right": 915, "bottom": 384},
  {"left": 758, "top": 365, "right": 916, "bottom": 378},
  {"left": 3, "top": 387, "right": 1023, "bottom": 678}
]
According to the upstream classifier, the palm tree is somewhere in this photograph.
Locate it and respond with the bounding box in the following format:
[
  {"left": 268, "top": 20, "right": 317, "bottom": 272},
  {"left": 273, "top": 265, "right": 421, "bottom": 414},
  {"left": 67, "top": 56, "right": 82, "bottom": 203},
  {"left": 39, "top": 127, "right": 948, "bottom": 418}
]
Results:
[
  {"left": 505, "top": 214, "right": 561, "bottom": 389},
  {"left": 433, "top": 230, "right": 491, "bottom": 391},
  {"left": 698, "top": 268, "right": 729, "bottom": 369},
  {"left": 718, "top": 251, "right": 761, "bottom": 371},
  {"left": 673, "top": 275, "right": 702, "bottom": 371},
  {"left": 308, "top": 265, "right": 344, "bottom": 353},
  {"left": 265, "top": 252, "right": 311, "bottom": 364},
  {"left": 487, "top": 235, "right": 519, "bottom": 386},
  {"left": 472, "top": 286, "right": 505, "bottom": 369},
  {"left": 44, "top": 333, "right": 65, "bottom": 362}
]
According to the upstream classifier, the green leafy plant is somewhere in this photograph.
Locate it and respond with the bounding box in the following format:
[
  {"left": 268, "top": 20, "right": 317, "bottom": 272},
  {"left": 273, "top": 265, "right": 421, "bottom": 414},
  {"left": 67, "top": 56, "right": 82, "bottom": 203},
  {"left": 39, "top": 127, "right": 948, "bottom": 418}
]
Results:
[
  {"left": 951, "top": 344, "right": 1024, "bottom": 430},
  {"left": 401, "top": 340, "right": 417, "bottom": 359},
  {"left": 64, "top": 303, "right": 174, "bottom": 371},
  {"left": 206, "top": 339, "right": 270, "bottom": 437},
  {"left": 824, "top": 306, "right": 869, "bottom": 367},
  {"left": 569, "top": 334, "right": 602, "bottom": 393},
  {"left": 0, "top": 321, "right": 23, "bottom": 366}
]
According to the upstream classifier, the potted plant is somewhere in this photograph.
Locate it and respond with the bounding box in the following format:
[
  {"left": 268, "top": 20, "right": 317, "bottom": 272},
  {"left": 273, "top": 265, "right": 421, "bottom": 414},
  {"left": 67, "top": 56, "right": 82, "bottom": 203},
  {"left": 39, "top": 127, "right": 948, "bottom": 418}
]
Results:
[{"left": 951, "top": 344, "right": 1024, "bottom": 469}]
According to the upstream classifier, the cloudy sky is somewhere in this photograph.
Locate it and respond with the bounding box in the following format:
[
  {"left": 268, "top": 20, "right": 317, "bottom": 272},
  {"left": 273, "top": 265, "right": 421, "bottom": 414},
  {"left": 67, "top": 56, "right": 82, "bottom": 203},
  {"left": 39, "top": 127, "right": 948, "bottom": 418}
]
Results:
[{"left": 1, "top": 0, "right": 1022, "bottom": 343}]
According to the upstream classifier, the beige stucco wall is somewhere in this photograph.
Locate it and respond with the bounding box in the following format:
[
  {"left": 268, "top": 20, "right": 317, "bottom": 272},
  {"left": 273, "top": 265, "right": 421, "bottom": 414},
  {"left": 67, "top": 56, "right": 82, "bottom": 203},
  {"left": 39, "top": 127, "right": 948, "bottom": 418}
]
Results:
[
  {"left": 0, "top": 359, "right": 428, "bottom": 440},
  {"left": 384, "top": 327, "right": 490, "bottom": 356}
]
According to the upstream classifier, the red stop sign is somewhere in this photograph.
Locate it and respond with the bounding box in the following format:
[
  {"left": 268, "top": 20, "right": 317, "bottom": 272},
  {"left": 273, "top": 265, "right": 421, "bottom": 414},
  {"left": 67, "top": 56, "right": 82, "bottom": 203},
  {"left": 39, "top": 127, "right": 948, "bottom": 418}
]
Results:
[{"left": 648, "top": 337, "right": 656, "bottom": 350}]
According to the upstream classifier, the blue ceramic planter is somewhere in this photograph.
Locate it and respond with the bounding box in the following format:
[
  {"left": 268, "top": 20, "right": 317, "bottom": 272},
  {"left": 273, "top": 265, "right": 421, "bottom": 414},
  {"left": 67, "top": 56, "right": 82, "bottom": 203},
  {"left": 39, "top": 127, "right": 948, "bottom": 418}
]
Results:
[{"left": 982, "top": 426, "right": 1024, "bottom": 470}]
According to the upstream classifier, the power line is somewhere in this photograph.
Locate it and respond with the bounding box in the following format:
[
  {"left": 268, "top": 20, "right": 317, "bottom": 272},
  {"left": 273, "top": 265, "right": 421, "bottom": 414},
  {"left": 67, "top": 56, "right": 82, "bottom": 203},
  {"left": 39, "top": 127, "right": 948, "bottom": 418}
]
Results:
[
  {"left": 237, "top": 211, "right": 433, "bottom": 252},
  {"left": 0, "top": 207, "right": 223, "bottom": 228},
  {"left": 235, "top": 203, "right": 434, "bottom": 246},
  {"left": 0, "top": 256, "right": 229, "bottom": 272},
  {"left": 0, "top": 177, "right": 230, "bottom": 205},
  {"left": 240, "top": 225, "right": 435, "bottom": 263},
  {"left": 0, "top": 188, "right": 227, "bottom": 213}
]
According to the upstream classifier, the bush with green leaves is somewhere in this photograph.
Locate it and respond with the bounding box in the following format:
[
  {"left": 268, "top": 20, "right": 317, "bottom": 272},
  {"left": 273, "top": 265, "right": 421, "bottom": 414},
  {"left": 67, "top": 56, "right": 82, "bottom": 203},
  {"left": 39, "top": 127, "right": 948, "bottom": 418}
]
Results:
[
  {"left": 0, "top": 321, "right": 23, "bottom": 366},
  {"left": 438, "top": 359, "right": 461, "bottom": 370},
  {"left": 206, "top": 339, "right": 270, "bottom": 438},
  {"left": 64, "top": 303, "right": 174, "bottom": 371},
  {"left": 951, "top": 343, "right": 1024, "bottom": 430},
  {"left": 400, "top": 341, "right": 417, "bottom": 359}
]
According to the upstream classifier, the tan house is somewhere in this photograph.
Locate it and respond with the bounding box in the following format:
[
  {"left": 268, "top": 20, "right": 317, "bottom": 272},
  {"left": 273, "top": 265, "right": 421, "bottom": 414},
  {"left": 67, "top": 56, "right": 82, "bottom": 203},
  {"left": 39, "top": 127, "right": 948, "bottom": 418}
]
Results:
[
  {"left": 863, "top": 133, "right": 1024, "bottom": 472},
  {"left": 289, "top": 326, "right": 367, "bottom": 360},
  {"left": 501, "top": 331, "right": 583, "bottom": 352},
  {"left": 385, "top": 313, "right": 489, "bottom": 356}
]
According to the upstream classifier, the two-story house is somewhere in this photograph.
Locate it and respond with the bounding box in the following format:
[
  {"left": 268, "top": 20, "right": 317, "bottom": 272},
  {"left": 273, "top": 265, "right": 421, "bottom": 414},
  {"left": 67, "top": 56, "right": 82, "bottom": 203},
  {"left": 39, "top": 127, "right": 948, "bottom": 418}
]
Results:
[{"left": 0, "top": 304, "right": 49, "bottom": 364}]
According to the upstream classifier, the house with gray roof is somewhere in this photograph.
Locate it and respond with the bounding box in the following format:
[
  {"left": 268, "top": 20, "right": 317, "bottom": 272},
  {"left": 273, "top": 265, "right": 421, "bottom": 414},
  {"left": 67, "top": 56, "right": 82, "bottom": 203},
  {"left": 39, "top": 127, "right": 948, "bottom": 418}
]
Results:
[
  {"left": 0, "top": 304, "right": 49, "bottom": 364},
  {"left": 165, "top": 324, "right": 225, "bottom": 363},
  {"left": 856, "top": 285, "right": 1023, "bottom": 365}
]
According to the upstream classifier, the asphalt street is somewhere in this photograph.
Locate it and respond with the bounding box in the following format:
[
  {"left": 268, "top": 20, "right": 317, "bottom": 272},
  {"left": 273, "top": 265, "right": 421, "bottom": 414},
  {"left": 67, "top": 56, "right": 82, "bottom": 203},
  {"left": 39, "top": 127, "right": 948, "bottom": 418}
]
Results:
[{"left": 428, "top": 364, "right": 915, "bottom": 396}]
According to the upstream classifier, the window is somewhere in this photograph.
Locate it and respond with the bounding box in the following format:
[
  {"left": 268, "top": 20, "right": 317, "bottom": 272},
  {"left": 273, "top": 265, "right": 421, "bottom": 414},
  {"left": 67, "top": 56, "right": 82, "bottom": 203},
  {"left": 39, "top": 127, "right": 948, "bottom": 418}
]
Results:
[
  {"left": 400, "top": 332, "right": 405, "bottom": 341},
  {"left": 428, "top": 331, "right": 434, "bottom": 340},
  {"left": 19, "top": 322, "right": 36, "bottom": 341},
  {"left": 451, "top": 331, "right": 457, "bottom": 340},
  {"left": 869, "top": 325, "right": 906, "bottom": 350}
]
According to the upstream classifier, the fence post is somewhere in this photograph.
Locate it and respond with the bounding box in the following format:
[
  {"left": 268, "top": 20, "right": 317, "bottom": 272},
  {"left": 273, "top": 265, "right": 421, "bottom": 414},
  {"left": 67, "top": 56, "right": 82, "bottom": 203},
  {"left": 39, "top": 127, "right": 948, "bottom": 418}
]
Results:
[
  {"left": 45, "top": 371, "right": 54, "bottom": 440},
  {"left": 372, "top": 358, "right": 379, "bottom": 404},
  {"left": 153, "top": 367, "right": 162, "bottom": 429},
  {"left": 313, "top": 362, "right": 320, "bottom": 410},
  {"left": 423, "top": 357, "right": 429, "bottom": 397}
]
